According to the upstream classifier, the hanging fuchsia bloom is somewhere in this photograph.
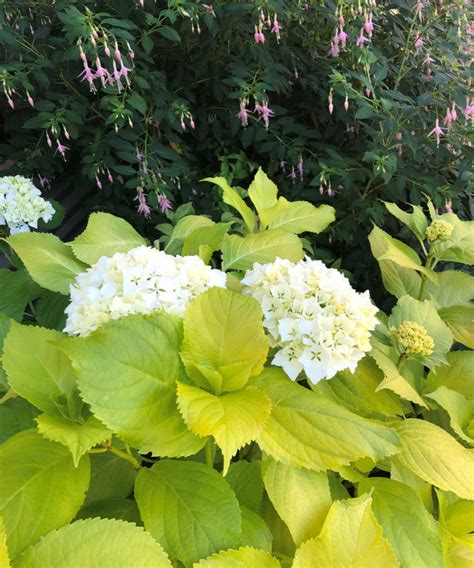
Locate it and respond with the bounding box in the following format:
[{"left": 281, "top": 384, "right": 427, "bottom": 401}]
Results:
[
  {"left": 79, "top": 60, "right": 97, "bottom": 93},
  {"left": 365, "top": 87, "right": 371, "bottom": 97},
  {"left": 329, "top": 38, "right": 340, "bottom": 57},
  {"left": 157, "top": 194, "right": 173, "bottom": 213},
  {"left": 189, "top": 116, "right": 196, "bottom": 129},
  {"left": 119, "top": 61, "right": 131, "bottom": 88},
  {"left": 46, "top": 132, "right": 52, "bottom": 147},
  {"left": 55, "top": 139, "right": 69, "bottom": 159},
  {"left": 319, "top": 184, "right": 325, "bottom": 195},
  {"left": 463, "top": 97, "right": 473, "bottom": 121},
  {"left": 364, "top": 14, "right": 374, "bottom": 36},
  {"left": 339, "top": 14, "right": 345, "bottom": 26},
  {"left": 95, "top": 57, "right": 109, "bottom": 87},
  {"left": 280, "top": 160, "right": 286, "bottom": 172},
  {"left": 414, "top": 33, "right": 424, "bottom": 53},
  {"left": 180, "top": 115, "right": 186, "bottom": 130},
  {"left": 272, "top": 14, "right": 282, "bottom": 43},
  {"left": 202, "top": 4, "right": 216, "bottom": 17},
  {"left": 443, "top": 107, "right": 455, "bottom": 131},
  {"left": 26, "top": 91, "right": 34, "bottom": 107},
  {"left": 428, "top": 118, "right": 445, "bottom": 146},
  {"left": 254, "top": 25, "right": 265, "bottom": 44},
  {"left": 288, "top": 166, "right": 297, "bottom": 182},
  {"left": 450, "top": 102, "right": 457, "bottom": 122},
  {"left": 344, "top": 96, "right": 349, "bottom": 111},
  {"left": 111, "top": 61, "right": 124, "bottom": 92},
  {"left": 107, "top": 169, "right": 113, "bottom": 183},
  {"left": 339, "top": 28, "right": 347, "bottom": 46},
  {"left": 256, "top": 101, "right": 274, "bottom": 129},
  {"left": 135, "top": 190, "right": 152, "bottom": 217},
  {"left": 415, "top": 1, "right": 425, "bottom": 21},
  {"left": 297, "top": 155, "right": 304, "bottom": 180},
  {"left": 396, "top": 131, "right": 403, "bottom": 141},
  {"left": 63, "top": 125, "right": 70, "bottom": 140},
  {"left": 356, "top": 29, "right": 369, "bottom": 47},
  {"left": 7, "top": 96, "right": 14, "bottom": 109},
  {"left": 445, "top": 199, "right": 453, "bottom": 213},
  {"left": 95, "top": 175, "right": 102, "bottom": 189},
  {"left": 104, "top": 44, "right": 111, "bottom": 58},
  {"left": 328, "top": 92, "right": 334, "bottom": 114}
]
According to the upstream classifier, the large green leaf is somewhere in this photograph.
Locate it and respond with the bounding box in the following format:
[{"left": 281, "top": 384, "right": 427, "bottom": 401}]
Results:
[
  {"left": 434, "top": 214, "right": 474, "bottom": 265},
  {"left": 0, "top": 269, "right": 36, "bottom": 321},
  {"left": 312, "top": 356, "right": 406, "bottom": 418},
  {"left": 64, "top": 313, "right": 205, "bottom": 457},
  {"left": 0, "top": 516, "right": 10, "bottom": 568},
  {"left": 254, "top": 368, "right": 400, "bottom": 471},
  {"left": 425, "top": 387, "right": 474, "bottom": 444},
  {"left": 35, "top": 291, "right": 69, "bottom": 331},
  {"left": 194, "top": 546, "right": 280, "bottom": 567},
  {"left": 75, "top": 497, "right": 141, "bottom": 525},
  {"left": 259, "top": 494, "right": 295, "bottom": 561},
  {"left": 135, "top": 460, "right": 241, "bottom": 566},
  {"left": 0, "top": 429, "right": 90, "bottom": 559},
  {"left": 389, "top": 295, "right": 453, "bottom": 369},
  {"left": 261, "top": 197, "right": 335, "bottom": 235},
  {"left": 84, "top": 450, "right": 136, "bottom": 506},
  {"left": 165, "top": 215, "right": 215, "bottom": 254},
  {"left": 0, "top": 397, "right": 39, "bottom": 444},
  {"left": 394, "top": 419, "right": 474, "bottom": 499},
  {"left": 239, "top": 507, "right": 272, "bottom": 552},
  {"left": 359, "top": 478, "right": 444, "bottom": 568},
  {"left": 3, "top": 322, "right": 79, "bottom": 416},
  {"left": 182, "top": 222, "right": 232, "bottom": 263},
  {"left": 292, "top": 494, "right": 398, "bottom": 567},
  {"left": 69, "top": 212, "right": 146, "bottom": 265},
  {"left": 423, "top": 351, "right": 474, "bottom": 400},
  {"left": 36, "top": 414, "right": 111, "bottom": 466},
  {"left": 6, "top": 232, "right": 86, "bottom": 295},
  {"left": 222, "top": 230, "right": 304, "bottom": 271},
  {"left": 14, "top": 518, "right": 172, "bottom": 568},
  {"left": 438, "top": 305, "right": 474, "bottom": 348},
  {"left": 177, "top": 382, "right": 271, "bottom": 474},
  {"left": 248, "top": 168, "right": 278, "bottom": 216},
  {"left": 225, "top": 461, "right": 264, "bottom": 511},
  {"left": 180, "top": 288, "right": 269, "bottom": 393},
  {"left": 262, "top": 458, "right": 332, "bottom": 546},
  {"left": 383, "top": 201, "right": 428, "bottom": 240},
  {"left": 202, "top": 176, "right": 256, "bottom": 232},
  {"left": 437, "top": 489, "right": 474, "bottom": 538},
  {"left": 369, "top": 226, "right": 422, "bottom": 299},
  {"left": 424, "top": 270, "right": 474, "bottom": 309}
]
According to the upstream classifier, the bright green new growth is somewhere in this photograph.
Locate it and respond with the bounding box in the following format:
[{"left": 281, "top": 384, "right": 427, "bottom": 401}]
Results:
[{"left": 390, "top": 320, "right": 435, "bottom": 357}]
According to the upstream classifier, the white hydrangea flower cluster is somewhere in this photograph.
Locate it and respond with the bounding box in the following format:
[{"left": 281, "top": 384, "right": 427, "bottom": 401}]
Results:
[
  {"left": 0, "top": 175, "right": 55, "bottom": 234},
  {"left": 242, "top": 257, "right": 378, "bottom": 384},
  {"left": 64, "top": 246, "right": 227, "bottom": 336}
]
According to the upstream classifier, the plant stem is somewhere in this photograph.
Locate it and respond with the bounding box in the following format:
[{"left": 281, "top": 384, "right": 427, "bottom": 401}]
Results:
[
  {"left": 417, "top": 252, "right": 433, "bottom": 301},
  {"left": 0, "top": 388, "right": 16, "bottom": 405},
  {"left": 108, "top": 446, "right": 142, "bottom": 470},
  {"left": 396, "top": 353, "right": 407, "bottom": 370},
  {"left": 204, "top": 439, "right": 214, "bottom": 469}
]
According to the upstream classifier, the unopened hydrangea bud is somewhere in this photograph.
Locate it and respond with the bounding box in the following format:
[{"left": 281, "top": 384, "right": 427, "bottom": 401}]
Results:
[
  {"left": 390, "top": 321, "right": 434, "bottom": 357},
  {"left": 426, "top": 219, "right": 453, "bottom": 242}
]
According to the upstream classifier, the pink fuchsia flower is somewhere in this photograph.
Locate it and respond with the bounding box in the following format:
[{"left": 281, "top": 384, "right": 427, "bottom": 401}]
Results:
[
  {"left": 414, "top": 33, "right": 424, "bottom": 53},
  {"left": 26, "top": 91, "right": 34, "bottom": 107},
  {"left": 356, "top": 29, "right": 369, "bottom": 47},
  {"left": 95, "top": 175, "right": 102, "bottom": 189},
  {"left": 119, "top": 61, "right": 131, "bottom": 88},
  {"left": 423, "top": 52, "right": 434, "bottom": 66},
  {"left": 288, "top": 166, "right": 297, "bottom": 182},
  {"left": 280, "top": 160, "right": 286, "bottom": 172},
  {"left": 272, "top": 14, "right": 282, "bottom": 43},
  {"left": 7, "top": 96, "right": 14, "bottom": 109},
  {"left": 202, "top": 4, "right": 216, "bottom": 17},
  {"left": 104, "top": 44, "right": 111, "bottom": 58},
  {"left": 443, "top": 106, "right": 456, "bottom": 131},
  {"left": 135, "top": 190, "right": 152, "bottom": 217},
  {"left": 395, "top": 131, "right": 403, "bottom": 141},
  {"left": 428, "top": 117, "right": 445, "bottom": 146},
  {"left": 344, "top": 96, "right": 349, "bottom": 111},
  {"left": 445, "top": 200, "right": 453, "bottom": 213},
  {"left": 157, "top": 194, "right": 173, "bottom": 213},
  {"left": 46, "top": 132, "right": 52, "bottom": 147},
  {"left": 297, "top": 155, "right": 304, "bottom": 180},
  {"left": 95, "top": 57, "right": 109, "bottom": 87},
  {"left": 189, "top": 116, "right": 196, "bottom": 129},
  {"left": 55, "top": 139, "right": 69, "bottom": 159},
  {"left": 62, "top": 125, "right": 70, "bottom": 140},
  {"left": 339, "top": 14, "right": 345, "bottom": 26},
  {"left": 463, "top": 97, "right": 473, "bottom": 122},
  {"left": 254, "top": 24, "right": 265, "bottom": 44},
  {"left": 339, "top": 28, "right": 347, "bottom": 47},
  {"left": 107, "top": 169, "right": 113, "bottom": 183},
  {"left": 415, "top": 1, "right": 425, "bottom": 21},
  {"left": 79, "top": 61, "right": 97, "bottom": 93},
  {"left": 363, "top": 13, "right": 374, "bottom": 36},
  {"left": 255, "top": 101, "right": 274, "bottom": 129},
  {"left": 365, "top": 87, "right": 371, "bottom": 97}
]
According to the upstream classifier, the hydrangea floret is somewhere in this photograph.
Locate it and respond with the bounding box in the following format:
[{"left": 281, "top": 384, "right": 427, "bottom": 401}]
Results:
[
  {"left": 390, "top": 320, "right": 434, "bottom": 357},
  {"left": 425, "top": 219, "right": 453, "bottom": 242},
  {"left": 0, "top": 175, "right": 55, "bottom": 234},
  {"left": 64, "top": 246, "right": 227, "bottom": 336},
  {"left": 241, "top": 257, "right": 379, "bottom": 384}
]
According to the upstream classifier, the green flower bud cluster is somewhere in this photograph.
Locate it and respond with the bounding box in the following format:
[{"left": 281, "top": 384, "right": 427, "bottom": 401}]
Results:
[
  {"left": 426, "top": 220, "right": 453, "bottom": 243},
  {"left": 390, "top": 320, "right": 434, "bottom": 357}
]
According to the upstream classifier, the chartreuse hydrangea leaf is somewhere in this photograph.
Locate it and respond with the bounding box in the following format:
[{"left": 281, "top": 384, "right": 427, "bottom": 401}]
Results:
[
  {"left": 0, "top": 268, "right": 36, "bottom": 321},
  {"left": 262, "top": 457, "right": 332, "bottom": 546},
  {"left": 369, "top": 225, "right": 436, "bottom": 281},
  {"left": 383, "top": 201, "right": 428, "bottom": 240},
  {"left": 368, "top": 226, "right": 422, "bottom": 299},
  {"left": 312, "top": 356, "right": 406, "bottom": 418},
  {"left": 388, "top": 295, "right": 453, "bottom": 369},
  {"left": 182, "top": 222, "right": 232, "bottom": 263},
  {"left": 222, "top": 230, "right": 304, "bottom": 271},
  {"left": 193, "top": 546, "right": 280, "bottom": 567},
  {"left": 225, "top": 461, "right": 264, "bottom": 511},
  {"left": 165, "top": 215, "right": 215, "bottom": 254},
  {"left": 0, "top": 429, "right": 90, "bottom": 559},
  {"left": 5, "top": 232, "right": 87, "bottom": 295},
  {"left": 438, "top": 305, "right": 474, "bottom": 348},
  {"left": 135, "top": 460, "right": 241, "bottom": 566},
  {"left": 202, "top": 176, "right": 256, "bottom": 233},
  {"left": 247, "top": 167, "right": 278, "bottom": 216},
  {"left": 36, "top": 414, "right": 111, "bottom": 466},
  {"left": 84, "top": 450, "right": 136, "bottom": 506},
  {"left": 444, "top": 535, "right": 474, "bottom": 568},
  {"left": 426, "top": 386, "right": 474, "bottom": 444},
  {"left": 358, "top": 478, "right": 444, "bottom": 568},
  {"left": 259, "top": 493, "right": 295, "bottom": 562},
  {"left": 260, "top": 197, "right": 335, "bottom": 235},
  {"left": 76, "top": 498, "right": 142, "bottom": 525},
  {"left": 239, "top": 507, "right": 272, "bottom": 552},
  {"left": 180, "top": 288, "right": 269, "bottom": 393},
  {"left": 3, "top": 322, "right": 79, "bottom": 416},
  {"left": 394, "top": 419, "right": 474, "bottom": 499},
  {"left": 176, "top": 382, "right": 271, "bottom": 474},
  {"left": 433, "top": 213, "right": 474, "bottom": 265},
  {"left": 390, "top": 459, "right": 434, "bottom": 513},
  {"left": 14, "top": 518, "right": 172, "bottom": 568},
  {"left": 64, "top": 313, "right": 205, "bottom": 457},
  {"left": 0, "top": 398, "right": 39, "bottom": 444},
  {"left": 423, "top": 350, "right": 474, "bottom": 400},
  {"left": 0, "top": 517, "right": 10, "bottom": 568},
  {"left": 292, "top": 494, "right": 398, "bottom": 568},
  {"left": 437, "top": 489, "right": 474, "bottom": 538},
  {"left": 424, "top": 270, "right": 474, "bottom": 309},
  {"left": 254, "top": 368, "right": 400, "bottom": 471},
  {"left": 69, "top": 212, "right": 146, "bottom": 265}
]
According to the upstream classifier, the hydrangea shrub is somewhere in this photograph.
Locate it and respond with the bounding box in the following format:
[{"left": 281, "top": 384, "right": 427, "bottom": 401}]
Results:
[{"left": 0, "top": 168, "right": 473, "bottom": 567}]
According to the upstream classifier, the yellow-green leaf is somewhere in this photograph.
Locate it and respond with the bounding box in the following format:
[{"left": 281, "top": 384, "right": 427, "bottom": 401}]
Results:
[
  {"left": 222, "top": 230, "right": 304, "bottom": 271},
  {"left": 438, "top": 305, "right": 474, "bottom": 348},
  {"left": 0, "top": 517, "right": 10, "bottom": 568},
  {"left": 36, "top": 414, "right": 111, "bottom": 466},
  {"left": 424, "top": 270, "right": 474, "bottom": 309},
  {"left": 180, "top": 288, "right": 269, "bottom": 393},
  {"left": 383, "top": 201, "right": 428, "bottom": 240},
  {"left": 176, "top": 382, "right": 272, "bottom": 474},
  {"left": 70, "top": 212, "right": 146, "bottom": 265},
  {"left": 394, "top": 419, "right": 474, "bottom": 499},
  {"left": 423, "top": 351, "right": 474, "bottom": 400},
  {"left": 262, "top": 458, "right": 332, "bottom": 546},
  {"left": 239, "top": 507, "right": 272, "bottom": 552},
  {"left": 292, "top": 494, "right": 398, "bottom": 568},
  {"left": 194, "top": 546, "right": 280, "bottom": 567},
  {"left": 426, "top": 387, "right": 474, "bottom": 444},
  {"left": 260, "top": 197, "right": 335, "bottom": 234},
  {"left": 247, "top": 167, "right": 278, "bottom": 216}
]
